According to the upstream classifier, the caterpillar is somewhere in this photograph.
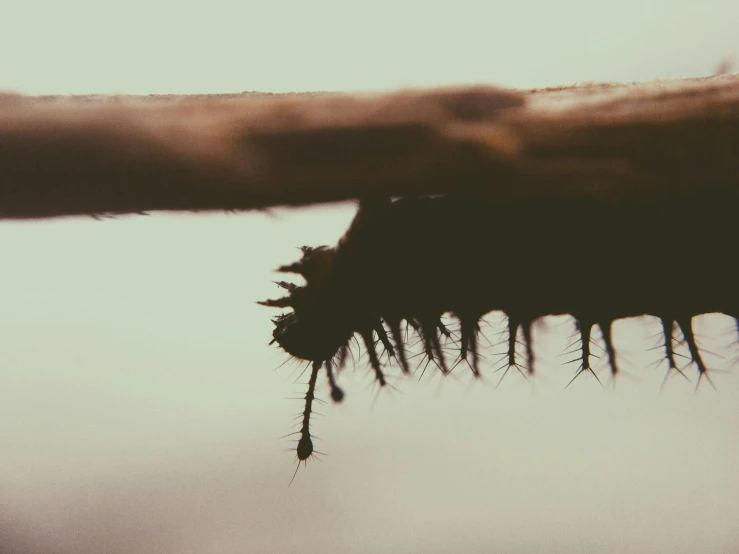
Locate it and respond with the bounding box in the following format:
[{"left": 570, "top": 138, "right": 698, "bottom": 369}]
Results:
[{"left": 260, "top": 191, "right": 739, "bottom": 467}]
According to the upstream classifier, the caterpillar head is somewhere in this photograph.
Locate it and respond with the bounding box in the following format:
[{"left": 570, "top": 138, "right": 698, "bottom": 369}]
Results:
[{"left": 260, "top": 245, "right": 353, "bottom": 364}]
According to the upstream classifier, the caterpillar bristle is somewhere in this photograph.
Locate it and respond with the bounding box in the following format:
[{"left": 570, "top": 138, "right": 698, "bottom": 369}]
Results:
[
  {"left": 358, "top": 328, "right": 386, "bottom": 386},
  {"left": 561, "top": 319, "right": 602, "bottom": 388},
  {"left": 417, "top": 317, "right": 449, "bottom": 374},
  {"left": 577, "top": 317, "right": 594, "bottom": 371},
  {"left": 506, "top": 315, "right": 521, "bottom": 371},
  {"left": 258, "top": 297, "right": 293, "bottom": 308},
  {"left": 336, "top": 345, "right": 350, "bottom": 372},
  {"left": 675, "top": 316, "right": 716, "bottom": 392},
  {"left": 324, "top": 360, "right": 344, "bottom": 403},
  {"left": 521, "top": 320, "right": 535, "bottom": 376},
  {"left": 295, "top": 361, "right": 320, "bottom": 463},
  {"left": 599, "top": 319, "right": 618, "bottom": 377},
  {"left": 659, "top": 317, "right": 680, "bottom": 373},
  {"left": 456, "top": 314, "right": 482, "bottom": 377},
  {"left": 388, "top": 319, "right": 410, "bottom": 374},
  {"left": 374, "top": 323, "right": 396, "bottom": 363},
  {"left": 275, "top": 280, "right": 299, "bottom": 292}
]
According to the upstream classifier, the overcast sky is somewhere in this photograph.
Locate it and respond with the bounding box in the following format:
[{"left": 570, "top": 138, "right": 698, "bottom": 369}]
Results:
[
  {"left": 1, "top": 2, "right": 738, "bottom": 553},
  {"left": 2, "top": 0, "right": 737, "bottom": 95}
]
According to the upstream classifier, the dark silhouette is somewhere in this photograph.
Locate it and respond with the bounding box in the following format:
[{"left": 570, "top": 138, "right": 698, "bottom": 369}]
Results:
[{"left": 263, "top": 191, "right": 738, "bottom": 461}]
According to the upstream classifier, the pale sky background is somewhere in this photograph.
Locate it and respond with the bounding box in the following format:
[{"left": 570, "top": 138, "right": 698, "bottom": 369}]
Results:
[{"left": 1, "top": 1, "right": 739, "bottom": 553}]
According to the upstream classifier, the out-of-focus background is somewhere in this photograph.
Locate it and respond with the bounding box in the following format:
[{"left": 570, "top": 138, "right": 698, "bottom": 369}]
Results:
[{"left": 1, "top": 2, "right": 738, "bottom": 553}]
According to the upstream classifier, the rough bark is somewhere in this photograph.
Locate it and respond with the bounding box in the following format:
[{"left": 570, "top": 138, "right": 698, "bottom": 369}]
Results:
[{"left": 1, "top": 74, "right": 737, "bottom": 219}]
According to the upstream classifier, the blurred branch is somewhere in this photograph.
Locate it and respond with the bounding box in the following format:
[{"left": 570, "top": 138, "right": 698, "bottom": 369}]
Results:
[{"left": 0, "top": 74, "right": 738, "bottom": 219}]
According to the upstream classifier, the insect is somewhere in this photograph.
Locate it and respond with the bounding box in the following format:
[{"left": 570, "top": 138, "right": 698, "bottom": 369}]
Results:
[{"left": 261, "top": 192, "right": 739, "bottom": 466}]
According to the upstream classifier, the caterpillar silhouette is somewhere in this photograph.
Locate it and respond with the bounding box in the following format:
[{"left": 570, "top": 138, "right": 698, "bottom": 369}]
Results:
[{"left": 260, "top": 192, "right": 738, "bottom": 465}]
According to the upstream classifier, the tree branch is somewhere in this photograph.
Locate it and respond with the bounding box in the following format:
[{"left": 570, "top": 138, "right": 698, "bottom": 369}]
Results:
[{"left": 1, "top": 74, "right": 737, "bottom": 219}]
